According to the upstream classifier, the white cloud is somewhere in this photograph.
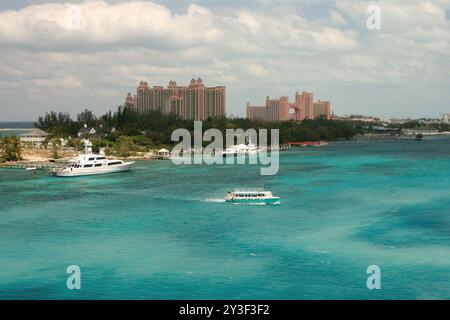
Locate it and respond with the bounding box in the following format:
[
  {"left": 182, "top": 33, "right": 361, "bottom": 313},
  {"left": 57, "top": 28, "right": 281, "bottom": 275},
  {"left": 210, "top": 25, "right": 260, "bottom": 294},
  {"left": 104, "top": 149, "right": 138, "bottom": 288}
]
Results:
[
  {"left": 237, "top": 11, "right": 262, "bottom": 33},
  {"left": 329, "top": 10, "right": 348, "bottom": 25},
  {"left": 0, "top": 1, "right": 222, "bottom": 49},
  {"left": 0, "top": 0, "right": 449, "bottom": 120},
  {"left": 246, "top": 62, "right": 270, "bottom": 76}
]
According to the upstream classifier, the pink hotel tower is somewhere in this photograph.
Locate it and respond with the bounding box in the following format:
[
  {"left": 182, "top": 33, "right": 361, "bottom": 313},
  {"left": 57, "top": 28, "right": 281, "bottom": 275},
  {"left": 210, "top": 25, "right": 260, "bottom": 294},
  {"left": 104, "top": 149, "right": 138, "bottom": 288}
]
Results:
[
  {"left": 247, "top": 91, "right": 331, "bottom": 122},
  {"left": 126, "top": 78, "right": 226, "bottom": 121}
]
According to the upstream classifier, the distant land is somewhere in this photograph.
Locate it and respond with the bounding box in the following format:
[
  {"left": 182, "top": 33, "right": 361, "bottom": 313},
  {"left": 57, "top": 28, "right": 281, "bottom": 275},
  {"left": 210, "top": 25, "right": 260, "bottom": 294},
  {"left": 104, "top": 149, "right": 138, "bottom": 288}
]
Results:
[{"left": 0, "top": 122, "right": 34, "bottom": 129}]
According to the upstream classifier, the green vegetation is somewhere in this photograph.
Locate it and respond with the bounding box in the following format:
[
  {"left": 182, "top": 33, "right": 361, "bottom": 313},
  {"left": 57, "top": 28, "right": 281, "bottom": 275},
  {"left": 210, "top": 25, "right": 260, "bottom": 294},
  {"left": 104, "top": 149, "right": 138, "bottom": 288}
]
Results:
[
  {"left": 387, "top": 120, "right": 450, "bottom": 132},
  {"left": 34, "top": 106, "right": 358, "bottom": 154},
  {"left": 0, "top": 136, "right": 22, "bottom": 162}
]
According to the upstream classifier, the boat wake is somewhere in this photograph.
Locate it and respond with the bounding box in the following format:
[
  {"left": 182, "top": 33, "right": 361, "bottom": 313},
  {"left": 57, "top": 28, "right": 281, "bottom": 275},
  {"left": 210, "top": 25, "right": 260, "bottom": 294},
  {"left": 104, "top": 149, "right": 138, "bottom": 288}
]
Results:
[{"left": 203, "top": 198, "right": 226, "bottom": 203}]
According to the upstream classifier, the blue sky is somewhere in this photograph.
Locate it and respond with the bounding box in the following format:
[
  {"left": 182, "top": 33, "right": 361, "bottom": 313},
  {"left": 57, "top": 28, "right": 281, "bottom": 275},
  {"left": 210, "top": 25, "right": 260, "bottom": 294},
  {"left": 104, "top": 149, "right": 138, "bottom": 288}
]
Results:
[{"left": 0, "top": 0, "right": 449, "bottom": 121}]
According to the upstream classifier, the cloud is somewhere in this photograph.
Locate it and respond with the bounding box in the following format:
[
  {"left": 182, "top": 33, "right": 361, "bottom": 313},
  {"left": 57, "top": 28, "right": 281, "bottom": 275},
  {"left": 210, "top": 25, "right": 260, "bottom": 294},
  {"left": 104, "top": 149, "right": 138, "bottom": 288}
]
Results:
[
  {"left": 0, "top": 0, "right": 449, "bottom": 120},
  {"left": 0, "top": 1, "right": 222, "bottom": 50},
  {"left": 329, "top": 10, "right": 348, "bottom": 25},
  {"left": 246, "top": 63, "right": 270, "bottom": 76}
]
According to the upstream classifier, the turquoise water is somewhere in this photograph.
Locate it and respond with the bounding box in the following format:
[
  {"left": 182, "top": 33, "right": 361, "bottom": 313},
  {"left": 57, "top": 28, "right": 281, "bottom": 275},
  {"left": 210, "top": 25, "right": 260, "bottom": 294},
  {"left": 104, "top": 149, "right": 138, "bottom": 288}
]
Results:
[
  {"left": 0, "top": 122, "right": 34, "bottom": 137},
  {"left": 1, "top": 137, "right": 450, "bottom": 299},
  {"left": 0, "top": 130, "right": 32, "bottom": 138}
]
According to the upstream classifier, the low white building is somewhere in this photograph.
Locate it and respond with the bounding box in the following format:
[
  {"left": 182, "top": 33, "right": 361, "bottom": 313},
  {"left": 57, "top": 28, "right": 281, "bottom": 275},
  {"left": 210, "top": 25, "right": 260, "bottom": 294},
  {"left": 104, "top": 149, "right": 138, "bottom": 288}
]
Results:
[
  {"left": 20, "top": 129, "right": 49, "bottom": 147},
  {"left": 157, "top": 148, "right": 170, "bottom": 159}
]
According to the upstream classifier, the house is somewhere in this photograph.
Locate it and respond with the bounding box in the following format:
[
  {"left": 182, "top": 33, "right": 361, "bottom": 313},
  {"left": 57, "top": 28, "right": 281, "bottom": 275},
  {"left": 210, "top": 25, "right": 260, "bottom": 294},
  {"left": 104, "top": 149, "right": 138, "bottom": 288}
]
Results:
[
  {"left": 20, "top": 129, "right": 49, "bottom": 147},
  {"left": 77, "top": 125, "right": 97, "bottom": 138}
]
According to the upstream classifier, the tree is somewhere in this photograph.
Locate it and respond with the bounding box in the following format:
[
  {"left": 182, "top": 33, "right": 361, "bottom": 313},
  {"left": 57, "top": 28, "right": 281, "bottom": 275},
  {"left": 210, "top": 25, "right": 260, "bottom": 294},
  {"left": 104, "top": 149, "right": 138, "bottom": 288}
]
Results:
[
  {"left": 77, "top": 109, "right": 97, "bottom": 127},
  {"left": 0, "top": 136, "right": 22, "bottom": 162},
  {"left": 115, "top": 136, "right": 135, "bottom": 157},
  {"left": 35, "top": 111, "right": 79, "bottom": 136},
  {"left": 34, "top": 105, "right": 358, "bottom": 149}
]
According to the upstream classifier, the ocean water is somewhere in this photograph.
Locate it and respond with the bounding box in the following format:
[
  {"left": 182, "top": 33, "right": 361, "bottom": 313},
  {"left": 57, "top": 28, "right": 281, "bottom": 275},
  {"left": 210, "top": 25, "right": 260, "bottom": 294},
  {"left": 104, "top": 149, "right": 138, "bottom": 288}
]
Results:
[
  {"left": 0, "top": 122, "right": 33, "bottom": 137},
  {"left": 0, "top": 130, "right": 32, "bottom": 138},
  {"left": 0, "top": 137, "right": 450, "bottom": 300}
]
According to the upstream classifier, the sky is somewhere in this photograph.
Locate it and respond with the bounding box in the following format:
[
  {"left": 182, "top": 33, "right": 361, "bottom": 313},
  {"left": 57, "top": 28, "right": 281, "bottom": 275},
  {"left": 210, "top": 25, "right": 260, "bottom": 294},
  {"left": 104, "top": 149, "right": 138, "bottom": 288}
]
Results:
[{"left": 0, "top": 0, "right": 449, "bottom": 121}]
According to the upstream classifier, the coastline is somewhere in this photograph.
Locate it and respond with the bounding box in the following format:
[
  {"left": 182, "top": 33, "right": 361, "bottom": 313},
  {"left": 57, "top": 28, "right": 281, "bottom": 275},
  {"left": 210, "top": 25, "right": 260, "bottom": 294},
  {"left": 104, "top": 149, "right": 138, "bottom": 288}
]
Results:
[
  {"left": 0, "top": 128, "right": 34, "bottom": 131},
  {"left": 2, "top": 133, "right": 450, "bottom": 167}
]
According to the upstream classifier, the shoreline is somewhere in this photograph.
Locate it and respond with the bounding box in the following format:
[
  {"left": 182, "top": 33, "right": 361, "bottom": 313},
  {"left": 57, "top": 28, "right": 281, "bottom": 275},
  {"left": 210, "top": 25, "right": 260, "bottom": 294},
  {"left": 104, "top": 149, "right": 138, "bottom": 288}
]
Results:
[
  {"left": 2, "top": 135, "right": 450, "bottom": 168},
  {"left": 0, "top": 128, "right": 34, "bottom": 131}
]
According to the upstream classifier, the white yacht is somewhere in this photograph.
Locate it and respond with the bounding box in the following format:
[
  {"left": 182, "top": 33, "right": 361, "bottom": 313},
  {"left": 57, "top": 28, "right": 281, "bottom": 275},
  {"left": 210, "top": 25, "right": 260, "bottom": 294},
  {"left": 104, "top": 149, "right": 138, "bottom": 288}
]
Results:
[
  {"left": 221, "top": 138, "right": 260, "bottom": 157},
  {"left": 53, "top": 140, "right": 134, "bottom": 177}
]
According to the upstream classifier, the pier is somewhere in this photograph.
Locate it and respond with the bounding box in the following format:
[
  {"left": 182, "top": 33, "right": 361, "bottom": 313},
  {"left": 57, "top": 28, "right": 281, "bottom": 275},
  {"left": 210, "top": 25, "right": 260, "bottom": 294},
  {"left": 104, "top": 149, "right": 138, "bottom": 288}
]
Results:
[
  {"left": 0, "top": 161, "right": 65, "bottom": 171},
  {"left": 288, "top": 141, "right": 327, "bottom": 147}
]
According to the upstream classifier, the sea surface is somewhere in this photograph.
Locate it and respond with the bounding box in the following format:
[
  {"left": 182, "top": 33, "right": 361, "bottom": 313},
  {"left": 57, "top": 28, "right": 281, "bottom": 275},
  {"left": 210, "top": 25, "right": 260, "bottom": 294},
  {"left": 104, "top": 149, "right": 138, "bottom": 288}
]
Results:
[
  {"left": 0, "top": 137, "right": 450, "bottom": 299},
  {"left": 0, "top": 122, "right": 34, "bottom": 137}
]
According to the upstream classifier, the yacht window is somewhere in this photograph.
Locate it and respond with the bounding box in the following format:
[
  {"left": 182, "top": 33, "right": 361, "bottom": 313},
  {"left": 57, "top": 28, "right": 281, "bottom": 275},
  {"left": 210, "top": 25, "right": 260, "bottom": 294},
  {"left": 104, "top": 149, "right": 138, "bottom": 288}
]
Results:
[
  {"left": 96, "top": 157, "right": 106, "bottom": 160},
  {"left": 94, "top": 163, "right": 102, "bottom": 167},
  {"left": 108, "top": 161, "right": 122, "bottom": 166},
  {"left": 84, "top": 164, "right": 93, "bottom": 168},
  {"left": 88, "top": 157, "right": 95, "bottom": 161}
]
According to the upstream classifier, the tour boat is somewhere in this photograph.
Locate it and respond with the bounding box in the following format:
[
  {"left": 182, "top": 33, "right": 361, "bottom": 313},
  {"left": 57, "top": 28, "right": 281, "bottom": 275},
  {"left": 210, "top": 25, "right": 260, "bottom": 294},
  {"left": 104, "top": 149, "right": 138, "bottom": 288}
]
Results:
[
  {"left": 52, "top": 140, "right": 134, "bottom": 177},
  {"left": 225, "top": 189, "right": 280, "bottom": 204}
]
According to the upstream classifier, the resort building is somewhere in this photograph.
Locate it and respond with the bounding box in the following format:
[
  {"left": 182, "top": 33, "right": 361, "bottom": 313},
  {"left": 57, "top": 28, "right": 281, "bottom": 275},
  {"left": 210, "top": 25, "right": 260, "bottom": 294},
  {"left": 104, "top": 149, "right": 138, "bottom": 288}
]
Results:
[
  {"left": 125, "top": 78, "right": 226, "bottom": 121},
  {"left": 313, "top": 100, "right": 331, "bottom": 120},
  {"left": 20, "top": 129, "right": 49, "bottom": 147},
  {"left": 246, "top": 96, "right": 290, "bottom": 122},
  {"left": 246, "top": 91, "right": 331, "bottom": 122}
]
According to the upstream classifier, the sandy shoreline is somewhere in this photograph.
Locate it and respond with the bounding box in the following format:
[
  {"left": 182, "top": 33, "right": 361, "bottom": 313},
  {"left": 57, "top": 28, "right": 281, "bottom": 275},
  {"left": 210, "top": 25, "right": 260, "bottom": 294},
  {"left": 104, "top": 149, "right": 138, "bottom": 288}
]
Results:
[
  {"left": 0, "top": 147, "right": 164, "bottom": 165},
  {"left": 0, "top": 128, "right": 34, "bottom": 131}
]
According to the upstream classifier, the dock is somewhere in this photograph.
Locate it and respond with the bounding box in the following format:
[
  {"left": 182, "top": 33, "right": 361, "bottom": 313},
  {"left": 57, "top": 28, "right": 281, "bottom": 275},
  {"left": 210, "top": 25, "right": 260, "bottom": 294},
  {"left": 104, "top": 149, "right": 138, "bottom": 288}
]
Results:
[
  {"left": 288, "top": 141, "right": 328, "bottom": 147},
  {"left": 0, "top": 161, "right": 65, "bottom": 171}
]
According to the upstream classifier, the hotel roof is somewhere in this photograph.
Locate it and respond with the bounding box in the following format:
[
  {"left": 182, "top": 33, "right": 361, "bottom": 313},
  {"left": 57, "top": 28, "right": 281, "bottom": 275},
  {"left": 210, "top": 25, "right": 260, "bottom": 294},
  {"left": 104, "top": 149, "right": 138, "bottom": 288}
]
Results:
[{"left": 20, "top": 129, "right": 49, "bottom": 137}]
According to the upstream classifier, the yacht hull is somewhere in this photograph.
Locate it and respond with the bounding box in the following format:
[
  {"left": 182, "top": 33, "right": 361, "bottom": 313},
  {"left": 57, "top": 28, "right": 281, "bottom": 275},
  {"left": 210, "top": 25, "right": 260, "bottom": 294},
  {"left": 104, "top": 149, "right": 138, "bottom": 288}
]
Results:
[
  {"left": 225, "top": 197, "right": 280, "bottom": 204},
  {"left": 54, "top": 162, "right": 134, "bottom": 177}
]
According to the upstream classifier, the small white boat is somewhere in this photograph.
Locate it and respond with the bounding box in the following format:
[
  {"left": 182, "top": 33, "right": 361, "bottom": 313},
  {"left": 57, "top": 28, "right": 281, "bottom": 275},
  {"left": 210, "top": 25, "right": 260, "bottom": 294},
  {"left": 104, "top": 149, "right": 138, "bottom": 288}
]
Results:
[
  {"left": 225, "top": 188, "right": 280, "bottom": 204},
  {"left": 52, "top": 140, "right": 134, "bottom": 177},
  {"left": 221, "top": 138, "right": 260, "bottom": 157}
]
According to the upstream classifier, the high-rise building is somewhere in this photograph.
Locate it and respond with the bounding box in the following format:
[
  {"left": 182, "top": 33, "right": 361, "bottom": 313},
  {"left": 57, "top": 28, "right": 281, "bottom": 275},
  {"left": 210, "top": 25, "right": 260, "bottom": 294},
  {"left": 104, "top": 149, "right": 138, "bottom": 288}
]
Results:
[
  {"left": 246, "top": 96, "right": 289, "bottom": 122},
  {"left": 314, "top": 100, "right": 331, "bottom": 120},
  {"left": 247, "top": 91, "right": 331, "bottom": 122},
  {"left": 293, "top": 91, "right": 314, "bottom": 121},
  {"left": 125, "top": 78, "right": 226, "bottom": 120}
]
